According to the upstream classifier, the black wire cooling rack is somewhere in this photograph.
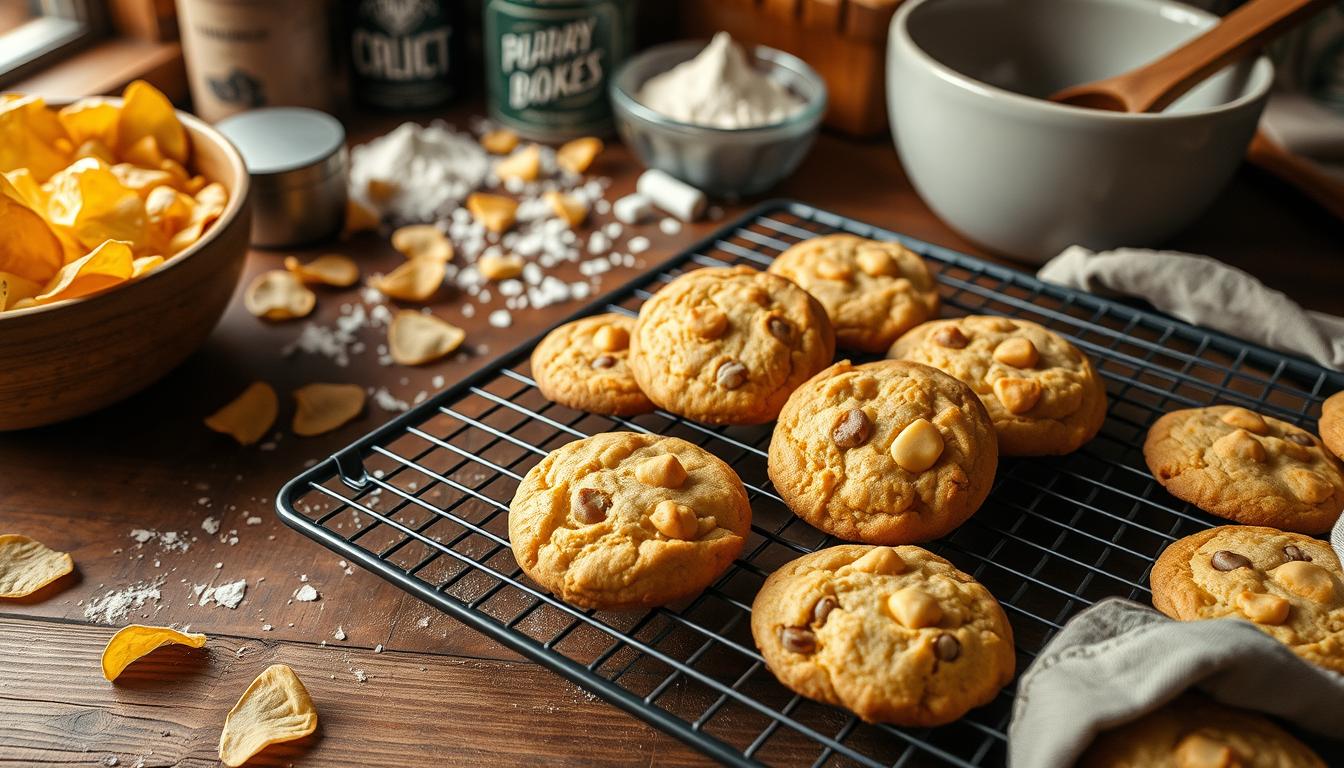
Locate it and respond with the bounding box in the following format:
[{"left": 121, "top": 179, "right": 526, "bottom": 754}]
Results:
[{"left": 277, "top": 201, "right": 1344, "bottom": 767}]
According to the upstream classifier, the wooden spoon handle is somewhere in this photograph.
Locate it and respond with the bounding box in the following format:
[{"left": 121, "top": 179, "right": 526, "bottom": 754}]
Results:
[
  {"left": 1130, "top": 0, "right": 1332, "bottom": 112},
  {"left": 1247, "top": 131, "right": 1344, "bottom": 222}
]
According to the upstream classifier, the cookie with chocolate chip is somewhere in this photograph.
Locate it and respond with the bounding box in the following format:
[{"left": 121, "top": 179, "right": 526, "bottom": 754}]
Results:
[
  {"left": 1145, "top": 406, "right": 1344, "bottom": 533},
  {"left": 769, "top": 360, "right": 998, "bottom": 544},
  {"left": 508, "top": 431, "right": 751, "bottom": 610},
  {"left": 750, "top": 545, "right": 1014, "bottom": 726},
  {"left": 1151, "top": 525, "right": 1344, "bottom": 673},
  {"left": 628, "top": 266, "right": 835, "bottom": 425},
  {"left": 1319, "top": 391, "right": 1344, "bottom": 463},
  {"left": 767, "top": 234, "right": 939, "bottom": 354},
  {"left": 531, "top": 313, "right": 654, "bottom": 416},
  {"left": 888, "top": 316, "right": 1108, "bottom": 456}
]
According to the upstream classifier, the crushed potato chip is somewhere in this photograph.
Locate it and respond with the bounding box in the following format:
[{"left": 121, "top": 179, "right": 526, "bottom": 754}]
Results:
[
  {"left": 389, "top": 310, "right": 465, "bottom": 365},
  {"left": 205, "top": 381, "right": 278, "bottom": 445},
  {"left": 118, "top": 80, "right": 188, "bottom": 165},
  {"left": 466, "top": 193, "right": 518, "bottom": 234},
  {"left": 102, "top": 624, "right": 207, "bottom": 681},
  {"left": 495, "top": 144, "right": 541, "bottom": 182},
  {"left": 343, "top": 198, "right": 380, "bottom": 237},
  {"left": 219, "top": 664, "right": 317, "bottom": 767},
  {"left": 370, "top": 256, "right": 444, "bottom": 302},
  {"left": 292, "top": 383, "right": 365, "bottom": 436},
  {"left": 390, "top": 224, "right": 453, "bottom": 263},
  {"left": 545, "top": 191, "right": 588, "bottom": 228},
  {"left": 480, "top": 128, "right": 519, "bottom": 155},
  {"left": 556, "top": 137, "right": 603, "bottom": 174},
  {"left": 0, "top": 534, "right": 73, "bottom": 598},
  {"left": 244, "top": 270, "right": 316, "bottom": 320},
  {"left": 284, "top": 254, "right": 359, "bottom": 287}
]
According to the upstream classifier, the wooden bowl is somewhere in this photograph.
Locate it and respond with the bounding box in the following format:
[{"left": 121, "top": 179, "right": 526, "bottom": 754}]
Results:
[{"left": 0, "top": 106, "right": 252, "bottom": 430}]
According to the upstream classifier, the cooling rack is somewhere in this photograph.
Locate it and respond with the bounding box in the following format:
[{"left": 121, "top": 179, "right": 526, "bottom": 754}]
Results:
[{"left": 277, "top": 201, "right": 1344, "bottom": 767}]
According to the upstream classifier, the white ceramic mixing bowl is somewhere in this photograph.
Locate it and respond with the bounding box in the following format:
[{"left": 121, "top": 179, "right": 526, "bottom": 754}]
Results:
[{"left": 887, "top": 0, "right": 1274, "bottom": 263}]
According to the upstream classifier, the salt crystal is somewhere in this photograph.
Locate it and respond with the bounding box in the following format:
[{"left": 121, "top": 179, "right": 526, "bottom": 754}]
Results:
[
  {"left": 294, "top": 584, "right": 319, "bottom": 602},
  {"left": 659, "top": 218, "right": 682, "bottom": 235},
  {"left": 201, "top": 516, "right": 220, "bottom": 535},
  {"left": 261, "top": 624, "right": 273, "bottom": 631},
  {"left": 431, "top": 375, "right": 445, "bottom": 388},
  {"left": 354, "top": 669, "right": 368, "bottom": 683},
  {"left": 245, "top": 516, "right": 263, "bottom": 526},
  {"left": 334, "top": 626, "right": 348, "bottom": 641},
  {"left": 371, "top": 387, "right": 411, "bottom": 412},
  {"left": 489, "top": 309, "right": 512, "bottom": 328},
  {"left": 374, "top": 644, "right": 384, "bottom": 653},
  {"left": 628, "top": 236, "right": 651, "bottom": 254},
  {"left": 417, "top": 616, "right": 430, "bottom": 628}
]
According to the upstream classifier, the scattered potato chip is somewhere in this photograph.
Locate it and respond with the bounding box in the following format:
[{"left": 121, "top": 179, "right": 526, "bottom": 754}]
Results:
[
  {"left": 390, "top": 224, "right": 452, "bottom": 262},
  {"left": 495, "top": 144, "right": 541, "bottom": 182},
  {"left": 205, "top": 381, "right": 278, "bottom": 445},
  {"left": 477, "top": 253, "right": 523, "bottom": 281},
  {"left": 343, "top": 198, "right": 380, "bottom": 237},
  {"left": 556, "top": 137, "right": 603, "bottom": 174},
  {"left": 545, "top": 191, "right": 588, "bottom": 228},
  {"left": 389, "top": 310, "right": 466, "bottom": 366},
  {"left": 218, "top": 664, "right": 318, "bottom": 767},
  {"left": 284, "top": 254, "right": 359, "bottom": 287},
  {"left": 35, "top": 239, "right": 135, "bottom": 305},
  {"left": 292, "top": 383, "right": 365, "bottom": 436},
  {"left": 0, "top": 173, "right": 63, "bottom": 282},
  {"left": 371, "top": 255, "right": 445, "bottom": 302},
  {"left": 466, "top": 193, "right": 518, "bottom": 234},
  {"left": 118, "top": 80, "right": 188, "bottom": 165},
  {"left": 102, "top": 624, "right": 207, "bottom": 681},
  {"left": 58, "top": 97, "right": 119, "bottom": 148},
  {"left": 366, "top": 178, "right": 398, "bottom": 203},
  {"left": 480, "top": 128, "right": 519, "bottom": 155},
  {"left": 0, "top": 534, "right": 73, "bottom": 598},
  {"left": 244, "top": 270, "right": 316, "bottom": 320}
]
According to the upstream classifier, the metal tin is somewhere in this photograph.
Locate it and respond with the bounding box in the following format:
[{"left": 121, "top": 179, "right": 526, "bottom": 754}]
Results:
[
  {"left": 215, "top": 108, "right": 348, "bottom": 248},
  {"left": 483, "top": 0, "right": 633, "bottom": 140},
  {"left": 345, "top": 0, "right": 463, "bottom": 111}
]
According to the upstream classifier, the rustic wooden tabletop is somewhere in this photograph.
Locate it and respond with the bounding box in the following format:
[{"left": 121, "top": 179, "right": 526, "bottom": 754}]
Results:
[{"left": 2, "top": 105, "right": 1341, "bottom": 768}]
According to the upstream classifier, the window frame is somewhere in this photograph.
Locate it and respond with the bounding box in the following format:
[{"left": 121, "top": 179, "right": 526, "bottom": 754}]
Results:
[{"left": 0, "top": 0, "right": 107, "bottom": 90}]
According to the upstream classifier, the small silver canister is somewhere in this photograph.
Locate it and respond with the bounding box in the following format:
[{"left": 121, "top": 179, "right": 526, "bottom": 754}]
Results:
[{"left": 215, "top": 108, "right": 347, "bottom": 248}]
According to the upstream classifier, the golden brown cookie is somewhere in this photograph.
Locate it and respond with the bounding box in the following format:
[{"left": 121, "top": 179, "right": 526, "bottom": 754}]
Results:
[
  {"left": 628, "top": 266, "right": 835, "bottom": 425},
  {"left": 888, "top": 316, "right": 1107, "bottom": 456},
  {"left": 768, "top": 360, "right": 998, "bottom": 544},
  {"left": 1319, "top": 391, "right": 1344, "bottom": 463},
  {"left": 767, "top": 234, "right": 939, "bottom": 354},
  {"left": 1144, "top": 406, "right": 1344, "bottom": 534},
  {"left": 1151, "top": 525, "right": 1344, "bottom": 673},
  {"left": 508, "top": 431, "right": 751, "bottom": 610},
  {"left": 750, "top": 545, "right": 1014, "bottom": 726},
  {"left": 530, "top": 313, "right": 654, "bottom": 416},
  {"left": 1079, "top": 694, "right": 1324, "bottom": 768}
]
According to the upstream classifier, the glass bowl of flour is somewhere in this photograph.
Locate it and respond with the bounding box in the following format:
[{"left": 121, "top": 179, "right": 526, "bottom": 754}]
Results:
[{"left": 610, "top": 33, "right": 826, "bottom": 198}]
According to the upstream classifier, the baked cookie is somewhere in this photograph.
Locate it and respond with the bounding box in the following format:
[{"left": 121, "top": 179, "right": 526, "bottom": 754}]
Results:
[
  {"left": 1319, "top": 391, "right": 1344, "bottom": 462},
  {"left": 769, "top": 360, "right": 998, "bottom": 544},
  {"left": 1151, "top": 525, "right": 1344, "bottom": 673},
  {"left": 530, "top": 313, "right": 654, "bottom": 416},
  {"left": 1144, "top": 406, "right": 1344, "bottom": 534},
  {"left": 767, "top": 234, "right": 939, "bottom": 354},
  {"left": 888, "top": 316, "right": 1107, "bottom": 456},
  {"left": 750, "top": 545, "right": 1014, "bottom": 726},
  {"left": 1079, "top": 694, "right": 1324, "bottom": 768},
  {"left": 628, "top": 266, "right": 835, "bottom": 425},
  {"left": 508, "top": 431, "right": 751, "bottom": 610}
]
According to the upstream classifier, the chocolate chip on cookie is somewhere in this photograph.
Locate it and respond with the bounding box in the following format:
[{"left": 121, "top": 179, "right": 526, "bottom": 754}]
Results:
[{"left": 531, "top": 313, "right": 654, "bottom": 416}]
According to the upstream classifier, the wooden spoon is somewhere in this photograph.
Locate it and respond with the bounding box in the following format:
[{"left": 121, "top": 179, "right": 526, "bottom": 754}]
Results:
[{"left": 1050, "top": 0, "right": 1330, "bottom": 113}]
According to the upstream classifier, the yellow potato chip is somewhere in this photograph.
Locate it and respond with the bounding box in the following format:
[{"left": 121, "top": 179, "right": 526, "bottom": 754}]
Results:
[
  {"left": 131, "top": 255, "right": 164, "bottom": 278},
  {"left": 495, "top": 144, "right": 541, "bottom": 182},
  {"left": 118, "top": 80, "right": 188, "bottom": 165},
  {"left": 292, "top": 383, "right": 365, "bottom": 436},
  {"left": 556, "top": 137, "right": 604, "bottom": 174},
  {"left": 389, "top": 310, "right": 465, "bottom": 366},
  {"left": 480, "top": 128, "right": 519, "bottom": 155},
  {"left": 168, "top": 182, "right": 227, "bottom": 254},
  {"left": 4, "top": 167, "right": 47, "bottom": 210},
  {"left": 243, "top": 270, "right": 316, "bottom": 320},
  {"left": 58, "top": 97, "right": 120, "bottom": 148},
  {"left": 44, "top": 158, "right": 149, "bottom": 253},
  {"left": 366, "top": 178, "right": 398, "bottom": 203},
  {"left": 74, "top": 139, "right": 117, "bottom": 164},
  {"left": 343, "top": 198, "right": 380, "bottom": 237},
  {"left": 0, "top": 173, "right": 63, "bottom": 283},
  {"left": 390, "top": 224, "right": 452, "bottom": 262},
  {"left": 205, "top": 381, "right": 278, "bottom": 445},
  {"left": 0, "top": 272, "right": 42, "bottom": 311},
  {"left": 370, "top": 256, "right": 444, "bottom": 302},
  {"left": 0, "top": 533, "right": 73, "bottom": 598},
  {"left": 122, "top": 135, "right": 166, "bottom": 168},
  {"left": 0, "top": 95, "right": 71, "bottom": 181},
  {"left": 466, "top": 192, "right": 518, "bottom": 234},
  {"left": 218, "top": 664, "right": 317, "bottom": 768},
  {"left": 545, "top": 191, "right": 588, "bottom": 228},
  {"left": 284, "top": 254, "right": 359, "bottom": 287},
  {"left": 35, "top": 239, "right": 135, "bottom": 305},
  {"left": 159, "top": 158, "right": 190, "bottom": 186},
  {"left": 101, "top": 624, "right": 207, "bottom": 682},
  {"left": 110, "top": 162, "right": 176, "bottom": 198}
]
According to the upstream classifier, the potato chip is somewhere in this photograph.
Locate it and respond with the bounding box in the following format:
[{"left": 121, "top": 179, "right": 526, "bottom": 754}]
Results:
[
  {"left": 477, "top": 253, "right": 523, "bottom": 281},
  {"left": 284, "top": 254, "right": 359, "bottom": 287},
  {"left": 118, "top": 80, "right": 188, "bottom": 165},
  {"left": 44, "top": 158, "right": 149, "bottom": 253},
  {"left": 101, "top": 624, "right": 207, "bottom": 682},
  {"left": 0, "top": 173, "right": 63, "bottom": 282},
  {"left": 35, "top": 239, "right": 135, "bottom": 305},
  {"left": 111, "top": 162, "right": 177, "bottom": 198},
  {"left": 218, "top": 664, "right": 317, "bottom": 767},
  {"left": 556, "top": 137, "right": 603, "bottom": 174},
  {"left": 131, "top": 255, "right": 164, "bottom": 277},
  {"left": 4, "top": 167, "right": 47, "bottom": 210},
  {"left": 159, "top": 158, "right": 190, "bottom": 186},
  {"left": 480, "top": 128, "right": 519, "bottom": 155},
  {"left": 343, "top": 198, "right": 380, "bottom": 237},
  {"left": 244, "top": 270, "right": 315, "bottom": 320},
  {"left": 74, "top": 139, "right": 116, "bottom": 164},
  {"left": 168, "top": 182, "right": 227, "bottom": 254},
  {"left": 495, "top": 144, "right": 541, "bottom": 182},
  {"left": 0, "top": 272, "right": 41, "bottom": 311},
  {"left": 466, "top": 193, "right": 518, "bottom": 234},
  {"left": 0, "top": 95, "right": 71, "bottom": 181},
  {"left": 390, "top": 224, "right": 452, "bottom": 262},
  {"left": 292, "top": 383, "right": 365, "bottom": 436},
  {"left": 370, "top": 256, "right": 445, "bottom": 302},
  {"left": 205, "top": 381, "right": 278, "bottom": 445},
  {"left": 58, "top": 98, "right": 120, "bottom": 148},
  {"left": 545, "top": 191, "right": 588, "bottom": 228},
  {"left": 0, "top": 534, "right": 73, "bottom": 598},
  {"left": 389, "top": 310, "right": 465, "bottom": 365},
  {"left": 122, "top": 135, "right": 166, "bottom": 168},
  {"left": 367, "top": 178, "right": 398, "bottom": 203}
]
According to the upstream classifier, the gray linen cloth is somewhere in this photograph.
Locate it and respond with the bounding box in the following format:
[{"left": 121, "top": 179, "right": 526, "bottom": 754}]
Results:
[
  {"left": 1037, "top": 246, "right": 1344, "bottom": 371},
  {"left": 1008, "top": 515, "right": 1344, "bottom": 767}
]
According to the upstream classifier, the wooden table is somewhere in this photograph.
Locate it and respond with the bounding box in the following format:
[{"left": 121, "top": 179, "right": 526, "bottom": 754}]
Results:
[{"left": 3, "top": 107, "right": 1340, "bottom": 768}]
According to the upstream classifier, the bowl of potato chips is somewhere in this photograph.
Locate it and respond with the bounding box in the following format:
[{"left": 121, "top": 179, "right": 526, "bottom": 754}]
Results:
[{"left": 0, "top": 81, "right": 251, "bottom": 430}]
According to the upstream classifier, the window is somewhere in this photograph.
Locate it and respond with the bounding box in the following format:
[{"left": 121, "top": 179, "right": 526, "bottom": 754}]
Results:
[{"left": 0, "top": 0, "right": 105, "bottom": 89}]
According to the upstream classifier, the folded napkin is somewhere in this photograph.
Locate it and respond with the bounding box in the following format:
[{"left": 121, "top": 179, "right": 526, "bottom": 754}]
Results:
[
  {"left": 1008, "top": 515, "right": 1344, "bottom": 767},
  {"left": 1038, "top": 246, "right": 1344, "bottom": 371}
]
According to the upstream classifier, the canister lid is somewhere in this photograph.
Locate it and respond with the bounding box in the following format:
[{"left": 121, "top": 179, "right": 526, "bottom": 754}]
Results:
[{"left": 215, "top": 107, "right": 346, "bottom": 187}]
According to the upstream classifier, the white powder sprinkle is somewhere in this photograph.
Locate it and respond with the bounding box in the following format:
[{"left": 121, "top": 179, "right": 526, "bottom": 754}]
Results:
[
  {"left": 488, "top": 309, "right": 512, "bottom": 328},
  {"left": 659, "top": 218, "right": 682, "bottom": 235},
  {"left": 245, "top": 516, "right": 263, "bottom": 526},
  {"left": 294, "top": 584, "right": 319, "bottom": 602},
  {"left": 334, "top": 626, "right": 347, "bottom": 641},
  {"left": 84, "top": 581, "right": 162, "bottom": 624},
  {"left": 201, "top": 516, "right": 220, "bottom": 535}
]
